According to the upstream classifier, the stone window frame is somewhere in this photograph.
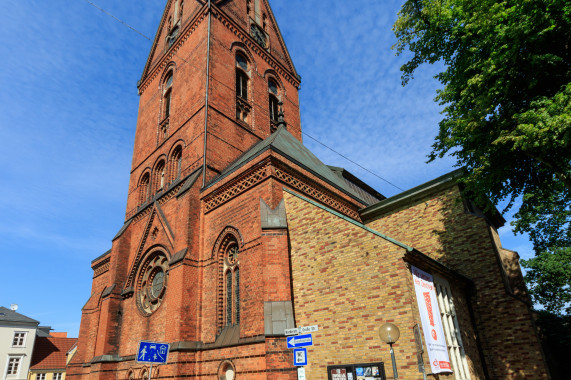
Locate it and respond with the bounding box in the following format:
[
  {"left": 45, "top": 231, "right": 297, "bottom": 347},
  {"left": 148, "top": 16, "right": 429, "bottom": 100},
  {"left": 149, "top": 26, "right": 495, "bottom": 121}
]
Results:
[{"left": 433, "top": 275, "right": 471, "bottom": 380}]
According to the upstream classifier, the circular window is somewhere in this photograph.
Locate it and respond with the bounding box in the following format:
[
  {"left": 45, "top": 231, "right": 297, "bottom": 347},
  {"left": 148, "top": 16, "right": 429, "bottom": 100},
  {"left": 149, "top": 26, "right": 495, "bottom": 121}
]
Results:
[{"left": 137, "top": 253, "right": 169, "bottom": 316}]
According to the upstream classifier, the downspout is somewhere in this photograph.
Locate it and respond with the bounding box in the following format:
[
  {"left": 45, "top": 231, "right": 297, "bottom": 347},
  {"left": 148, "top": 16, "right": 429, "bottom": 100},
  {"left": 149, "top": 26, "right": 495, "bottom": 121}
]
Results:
[{"left": 202, "top": 0, "right": 212, "bottom": 187}]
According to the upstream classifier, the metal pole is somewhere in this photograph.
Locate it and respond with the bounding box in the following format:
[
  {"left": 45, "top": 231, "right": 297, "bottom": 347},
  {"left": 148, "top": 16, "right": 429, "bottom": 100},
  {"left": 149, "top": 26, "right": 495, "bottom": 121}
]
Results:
[
  {"left": 148, "top": 363, "right": 152, "bottom": 380},
  {"left": 389, "top": 343, "right": 399, "bottom": 380}
]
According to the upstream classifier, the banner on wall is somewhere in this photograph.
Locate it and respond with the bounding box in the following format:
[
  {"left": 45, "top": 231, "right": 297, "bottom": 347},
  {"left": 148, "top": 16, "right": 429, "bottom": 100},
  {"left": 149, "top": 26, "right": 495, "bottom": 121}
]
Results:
[{"left": 411, "top": 266, "right": 453, "bottom": 374}]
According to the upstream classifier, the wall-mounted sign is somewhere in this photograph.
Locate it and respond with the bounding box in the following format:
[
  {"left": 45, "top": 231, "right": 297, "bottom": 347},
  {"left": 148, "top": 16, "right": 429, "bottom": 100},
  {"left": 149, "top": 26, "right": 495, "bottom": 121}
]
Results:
[
  {"left": 411, "top": 266, "right": 452, "bottom": 374},
  {"left": 328, "top": 363, "right": 385, "bottom": 380},
  {"left": 287, "top": 333, "right": 313, "bottom": 349},
  {"left": 294, "top": 348, "right": 308, "bottom": 366}
]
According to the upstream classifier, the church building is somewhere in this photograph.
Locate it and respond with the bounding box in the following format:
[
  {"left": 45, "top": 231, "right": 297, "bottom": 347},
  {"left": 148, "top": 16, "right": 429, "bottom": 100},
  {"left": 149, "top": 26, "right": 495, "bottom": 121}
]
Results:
[{"left": 67, "top": 1, "right": 549, "bottom": 379}]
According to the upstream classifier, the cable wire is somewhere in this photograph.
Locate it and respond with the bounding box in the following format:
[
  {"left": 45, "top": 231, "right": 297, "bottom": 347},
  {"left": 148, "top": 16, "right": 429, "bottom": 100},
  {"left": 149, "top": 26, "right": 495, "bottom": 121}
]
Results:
[
  {"left": 303, "top": 132, "right": 405, "bottom": 192},
  {"left": 81, "top": 0, "right": 152, "bottom": 41},
  {"left": 81, "top": 0, "right": 405, "bottom": 193}
]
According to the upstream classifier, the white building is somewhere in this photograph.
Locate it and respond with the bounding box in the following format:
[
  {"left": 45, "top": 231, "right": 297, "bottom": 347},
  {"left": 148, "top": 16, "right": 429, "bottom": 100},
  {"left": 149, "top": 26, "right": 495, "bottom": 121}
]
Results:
[{"left": 0, "top": 307, "right": 39, "bottom": 380}]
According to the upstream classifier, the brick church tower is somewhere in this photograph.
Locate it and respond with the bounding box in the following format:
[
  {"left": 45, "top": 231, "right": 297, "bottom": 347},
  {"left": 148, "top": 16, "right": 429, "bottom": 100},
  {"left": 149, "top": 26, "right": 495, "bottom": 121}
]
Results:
[
  {"left": 68, "top": 1, "right": 550, "bottom": 379},
  {"left": 68, "top": 0, "right": 371, "bottom": 378}
]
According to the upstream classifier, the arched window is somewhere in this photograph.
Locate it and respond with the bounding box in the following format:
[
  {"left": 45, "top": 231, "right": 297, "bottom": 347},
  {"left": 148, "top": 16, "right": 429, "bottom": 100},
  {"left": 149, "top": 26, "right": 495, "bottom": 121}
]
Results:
[
  {"left": 139, "top": 173, "right": 150, "bottom": 206},
  {"left": 215, "top": 229, "right": 242, "bottom": 330},
  {"left": 235, "top": 53, "right": 250, "bottom": 123},
  {"left": 163, "top": 72, "right": 173, "bottom": 120},
  {"left": 169, "top": 145, "right": 183, "bottom": 183},
  {"left": 268, "top": 78, "right": 279, "bottom": 131},
  {"left": 223, "top": 239, "right": 240, "bottom": 326},
  {"left": 153, "top": 160, "right": 166, "bottom": 193}
]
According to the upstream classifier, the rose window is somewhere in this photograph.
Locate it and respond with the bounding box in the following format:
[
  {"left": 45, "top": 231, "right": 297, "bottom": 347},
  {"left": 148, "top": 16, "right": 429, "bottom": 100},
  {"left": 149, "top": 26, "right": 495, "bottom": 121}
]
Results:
[{"left": 137, "top": 253, "right": 169, "bottom": 315}]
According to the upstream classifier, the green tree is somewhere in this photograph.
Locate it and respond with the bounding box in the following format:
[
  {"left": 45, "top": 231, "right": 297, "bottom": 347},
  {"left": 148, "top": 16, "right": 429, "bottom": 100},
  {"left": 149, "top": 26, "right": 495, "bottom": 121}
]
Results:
[
  {"left": 393, "top": 0, "right": 571, "bottom": 312},
  {"left": 521, "top": 248, "right": 571, "bottom": 316}
]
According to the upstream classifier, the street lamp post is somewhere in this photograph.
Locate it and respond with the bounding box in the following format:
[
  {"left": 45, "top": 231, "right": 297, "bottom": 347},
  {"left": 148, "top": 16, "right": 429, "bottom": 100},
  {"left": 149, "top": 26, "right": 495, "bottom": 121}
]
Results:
[{"left": 379, "top": 323, "right": 401, "bottom": 380}]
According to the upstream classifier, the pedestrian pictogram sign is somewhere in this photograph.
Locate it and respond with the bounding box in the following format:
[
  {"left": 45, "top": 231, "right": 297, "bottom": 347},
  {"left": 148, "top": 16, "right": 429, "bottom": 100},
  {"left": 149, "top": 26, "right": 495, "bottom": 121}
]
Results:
[
  {"left": 293, "top": 348, "right": 308, "bottom": 366},
  {"left": 136, "top": 341, "right": 170, "bottom": 364}
]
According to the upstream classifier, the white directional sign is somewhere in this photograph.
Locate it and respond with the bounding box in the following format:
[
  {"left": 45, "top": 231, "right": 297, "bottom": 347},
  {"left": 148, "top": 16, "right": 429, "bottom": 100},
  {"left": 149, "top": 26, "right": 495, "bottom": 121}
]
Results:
[
  {"left": 287, "top": 334, "right": 313, "bottom": 349},
  {"left": 285, "top": 325, "right": 319, "bottom": 336},
  {"left": 285, "top": 328, "right": 299, "bottom": 336},
  {"left": 298, "top": 325, "right": 318, "bottom": 334},
  {"left": 297, "top": 367, "right": 306, "bottom": 380}
]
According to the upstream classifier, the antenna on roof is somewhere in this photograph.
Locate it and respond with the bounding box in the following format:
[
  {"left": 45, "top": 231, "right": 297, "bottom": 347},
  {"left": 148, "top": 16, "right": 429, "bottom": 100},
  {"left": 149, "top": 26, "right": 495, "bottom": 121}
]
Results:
[{"left": 10, "top": 304, "right": 18, "bottom": 311}]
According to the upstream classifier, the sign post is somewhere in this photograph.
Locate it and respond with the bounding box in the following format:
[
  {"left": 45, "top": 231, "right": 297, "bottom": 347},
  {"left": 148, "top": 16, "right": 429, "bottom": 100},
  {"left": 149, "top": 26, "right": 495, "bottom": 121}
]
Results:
[{"left": 136, "top": 341, "right": 170, "bottom": 380}]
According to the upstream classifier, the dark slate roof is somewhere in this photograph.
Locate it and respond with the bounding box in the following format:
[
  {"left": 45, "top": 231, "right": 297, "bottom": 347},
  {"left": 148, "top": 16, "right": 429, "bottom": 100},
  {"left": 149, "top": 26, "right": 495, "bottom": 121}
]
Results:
[
  {"left": 0, "top": 307, "right": 39, "bottom": 325},
  {"left": 206, "top": 126, "right": 370, "bottom": 204}
]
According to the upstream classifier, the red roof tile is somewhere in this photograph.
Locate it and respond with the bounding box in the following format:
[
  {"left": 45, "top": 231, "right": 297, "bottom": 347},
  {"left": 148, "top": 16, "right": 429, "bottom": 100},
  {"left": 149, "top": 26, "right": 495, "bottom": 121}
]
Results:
[{"left": 30, "top": 337, "right": 78, "bottom": 370}]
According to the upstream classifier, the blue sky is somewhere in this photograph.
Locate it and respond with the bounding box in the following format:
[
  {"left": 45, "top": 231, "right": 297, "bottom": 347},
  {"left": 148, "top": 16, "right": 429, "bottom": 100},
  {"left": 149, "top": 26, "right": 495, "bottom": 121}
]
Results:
[{"left": 0, "top": 0, "right": 532, "bottom": 337}]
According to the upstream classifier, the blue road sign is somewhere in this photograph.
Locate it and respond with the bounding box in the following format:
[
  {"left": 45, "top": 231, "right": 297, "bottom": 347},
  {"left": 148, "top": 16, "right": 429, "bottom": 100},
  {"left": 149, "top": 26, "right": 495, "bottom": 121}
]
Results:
[
  {"left": 136, "top": 341, "right": 170, "bottom": 364},
  {"left": 287, "top": 333, "right": 313, "bottom": 349},
  {"left": 293, "top": 348, "right": 308, "bottom": 366}
]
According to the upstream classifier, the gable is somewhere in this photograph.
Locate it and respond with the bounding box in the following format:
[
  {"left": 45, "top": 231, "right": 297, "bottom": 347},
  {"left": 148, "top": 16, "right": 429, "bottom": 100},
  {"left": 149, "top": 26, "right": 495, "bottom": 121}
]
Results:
[
  {"left": 140, "top": 0, "right": 207, "bottom": 86},
  {"left": 123, "top": 202, "right": 176, "bottom": 291},
  {"left": 215, "top": 0, "right": 298, "bottom": 77}
]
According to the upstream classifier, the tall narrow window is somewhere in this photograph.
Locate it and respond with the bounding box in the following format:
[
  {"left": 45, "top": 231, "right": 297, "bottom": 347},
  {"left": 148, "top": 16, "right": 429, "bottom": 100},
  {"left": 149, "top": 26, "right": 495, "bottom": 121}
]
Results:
[
  {"left": 6, "top": 357, "right": 21, "bottom": 376},
  {"left": 163, "top": 72, "right": 173, "bottom": 120},
  {"left": 234, "top": 267, "right": 240, "bottom": 324},
  {"left": 434, "top": 277, "right": 471, "bottom": 380},
  {"left": 154, "top": 161, "right": 166, "bottom": 193},
  {"left": 235, "top": 53, "right": 250, "bottom": 123},
  {"left": 139, "top": 173, "right": 150, "bottom": 206},
  {"left": 268, "top": 79, "right": 279, "bottom": 132},
  {"left": 226, "top": 270, "right": 232, "bottom": 326},
  {"left": 223, "top": 238, "right": 240, "bottom": 326},
  {"left": 169, "top": 145, "right": 183, "bottom": 183}
]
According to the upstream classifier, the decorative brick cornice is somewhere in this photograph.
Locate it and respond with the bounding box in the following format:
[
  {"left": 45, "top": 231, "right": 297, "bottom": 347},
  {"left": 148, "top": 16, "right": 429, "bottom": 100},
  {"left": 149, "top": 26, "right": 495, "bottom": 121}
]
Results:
[
  {"left": 92, "top": 257, "right": 110, "bottom": 279},
  {"left": 273, "top": 163, "right": 361, "bottom": 220},
  {"left": 204, "top": 159, "right": 272, "bottom": 212},
  {"left": 203, "top": 157, "right": 361, "bottom": 220}
]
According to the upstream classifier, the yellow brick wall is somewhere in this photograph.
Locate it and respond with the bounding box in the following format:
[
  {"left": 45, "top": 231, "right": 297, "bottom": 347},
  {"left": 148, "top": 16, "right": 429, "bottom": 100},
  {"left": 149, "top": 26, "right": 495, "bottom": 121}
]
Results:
[{"left": 284, "top": 191, "right": 447, "bottom": 380}]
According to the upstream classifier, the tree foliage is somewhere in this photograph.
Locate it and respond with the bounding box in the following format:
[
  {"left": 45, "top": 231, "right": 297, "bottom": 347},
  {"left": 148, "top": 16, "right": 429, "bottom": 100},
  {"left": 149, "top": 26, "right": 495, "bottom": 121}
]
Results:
[
  {"left": 521, "top": 248, "right": 571, "bottom": 316},
  {"left": 393, "top": 0, "right": 571, "bottom": 312}
]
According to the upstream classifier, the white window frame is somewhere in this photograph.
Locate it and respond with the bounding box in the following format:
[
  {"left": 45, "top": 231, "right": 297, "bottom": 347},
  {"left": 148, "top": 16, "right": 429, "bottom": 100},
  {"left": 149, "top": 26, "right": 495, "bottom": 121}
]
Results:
[
  {"left": 433, "top": 275, "right": 471, "bottom": 380},
  {"left": 53, "top": 373, "right": 63, "bottom": 380},
  {"left": 36, "top": 373, "right": 47, "bottom": 380},
  {"left": 12, "top": 331, "right": 27, "bottom": 347},
  {"left": 5, "top": 355, "right": 24, "bottom": 378}
]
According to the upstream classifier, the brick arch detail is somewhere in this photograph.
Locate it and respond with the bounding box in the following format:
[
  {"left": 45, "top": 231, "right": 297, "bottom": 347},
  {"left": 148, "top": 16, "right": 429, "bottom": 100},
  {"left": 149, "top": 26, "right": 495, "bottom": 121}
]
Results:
[
  {"left": 230, "top": 41, "right": 257, "bottom": 72},
  {"left": 212, "top": 226, "right": 244, "bottom": 331}
]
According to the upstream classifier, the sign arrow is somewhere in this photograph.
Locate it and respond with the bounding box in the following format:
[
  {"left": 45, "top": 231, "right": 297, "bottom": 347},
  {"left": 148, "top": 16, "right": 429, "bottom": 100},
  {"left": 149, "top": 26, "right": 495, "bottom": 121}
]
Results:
[{"left": 287, "top": 333, "right": 313, "bottom": 349}]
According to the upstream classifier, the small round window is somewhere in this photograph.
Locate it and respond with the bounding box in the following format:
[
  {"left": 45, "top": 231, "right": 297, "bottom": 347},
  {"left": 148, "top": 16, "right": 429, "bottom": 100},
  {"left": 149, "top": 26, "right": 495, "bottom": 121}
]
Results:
[
  {"left": 226, "top": 243, "right": 239, "bottom": 266},
  {"left": 137, "top": 253, "right": 169, "bottom": 316}
]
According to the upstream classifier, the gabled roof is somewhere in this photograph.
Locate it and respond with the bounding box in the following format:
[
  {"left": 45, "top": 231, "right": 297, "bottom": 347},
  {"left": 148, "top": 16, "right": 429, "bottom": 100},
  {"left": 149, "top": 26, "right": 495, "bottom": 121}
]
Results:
[
  {"left": 205, "top": 126, "right": 373, "bottom": 205},
  {"left": 30, "top": 336, "right": 78, "bottom": 370},
  {"left": 0, "top": 306, "right": 39, "bottom": 325}
]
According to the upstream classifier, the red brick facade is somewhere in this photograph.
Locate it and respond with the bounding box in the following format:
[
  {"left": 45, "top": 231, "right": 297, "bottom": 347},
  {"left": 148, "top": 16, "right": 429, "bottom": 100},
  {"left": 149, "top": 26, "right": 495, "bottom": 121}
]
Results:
[{"left": 68, "top": 1, "right": 549, "bottom": 379}]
